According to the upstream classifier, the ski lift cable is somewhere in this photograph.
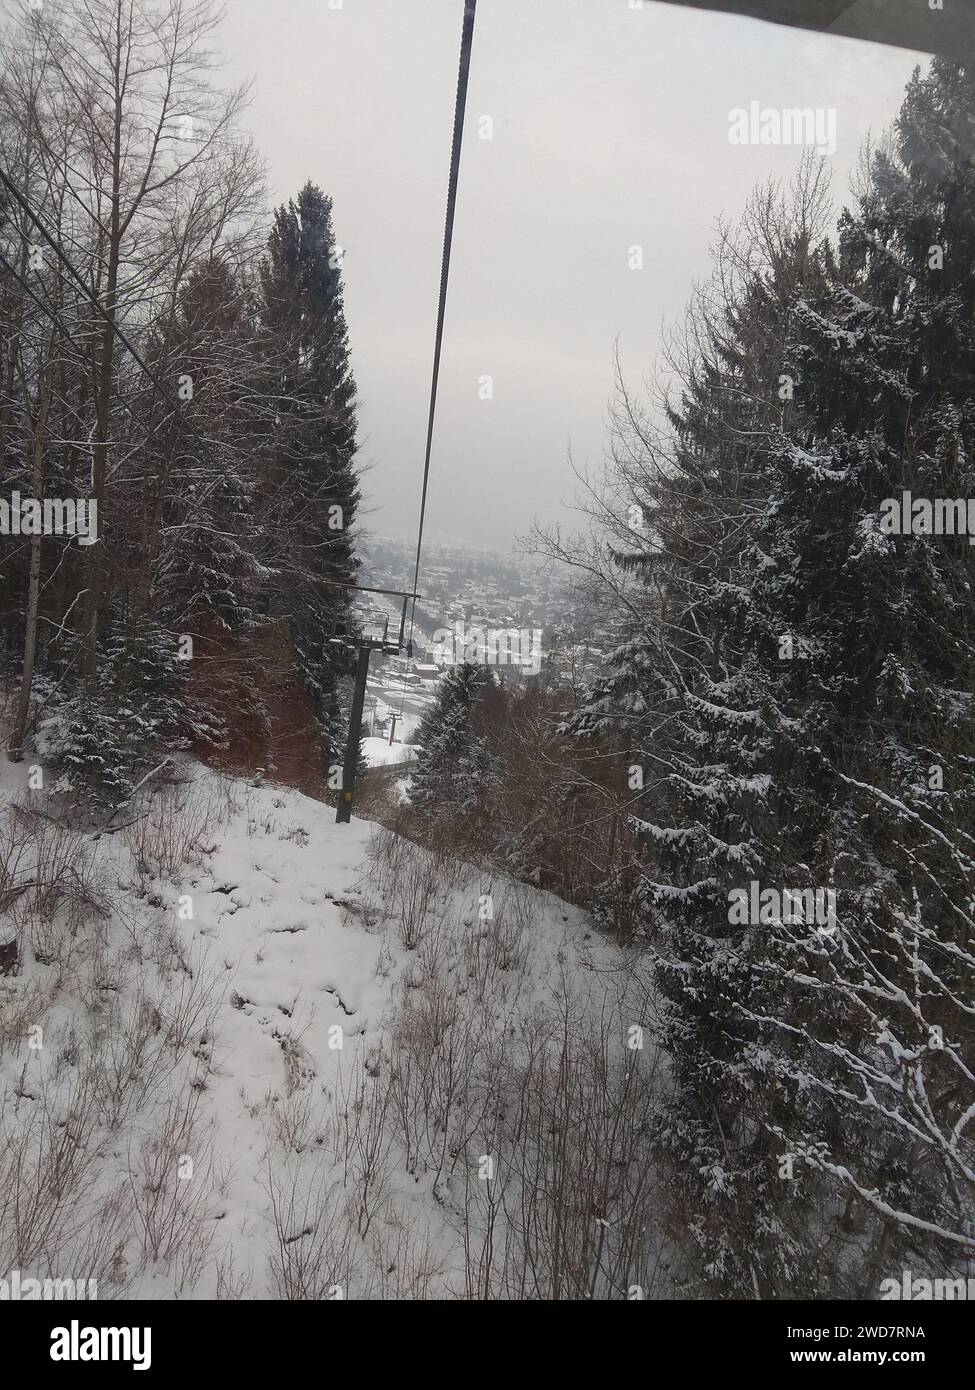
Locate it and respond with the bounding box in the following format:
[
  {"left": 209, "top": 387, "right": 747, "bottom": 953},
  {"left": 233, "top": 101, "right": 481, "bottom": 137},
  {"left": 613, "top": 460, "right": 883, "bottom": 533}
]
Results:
[{"left": 396, "top": 0, "right": 478, "bottom": 726}]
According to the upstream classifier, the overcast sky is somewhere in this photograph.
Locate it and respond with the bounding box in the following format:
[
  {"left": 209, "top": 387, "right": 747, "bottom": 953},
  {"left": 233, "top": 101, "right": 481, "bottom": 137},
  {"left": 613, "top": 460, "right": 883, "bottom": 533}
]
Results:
[{"left": 218, "top": 0, "right": 924, "bottom": 554}]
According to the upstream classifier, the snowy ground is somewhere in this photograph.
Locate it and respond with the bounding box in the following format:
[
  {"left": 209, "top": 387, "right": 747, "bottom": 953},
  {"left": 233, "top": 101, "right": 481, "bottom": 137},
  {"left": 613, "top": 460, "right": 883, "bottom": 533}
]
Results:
[
  {"left": 362, "top": 736, "right": 415, "bottom": 769},
  {"left": 0, "top": 755, "right": 666, "bottom": 1299}
]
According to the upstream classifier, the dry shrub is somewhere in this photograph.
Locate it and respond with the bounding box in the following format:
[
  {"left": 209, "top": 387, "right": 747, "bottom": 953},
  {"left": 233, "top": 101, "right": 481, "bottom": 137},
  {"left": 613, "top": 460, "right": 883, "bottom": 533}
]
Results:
[
  {"left": 390, "top": 842, "right": 444, "bottom": 951},
  {"left": 126, "top": 1085, "right": 216, "bottom": 1287},
  {"left": 361, "top": 821, "right": 669, "bottom": 1300},
  {"left": 365, "top": 1204, "right": 446, "bottom": 1299},
  {"left": 157, "top": 947, "right": 225, "bottom": 1053},
  {"left": 364, "top": 823, "right": 412, "bottom": 902},
  {"left": 81, "top": 941, "right": 222, "bottom": 1129},
  {"left": 269, "top": 1087, "right": 333, "bottom": 1155},
  {"left": 87, "top": 981, "right": 171, "bottom": 1130},
  {"left": 458, "top": 991, "right": 668, "bottom": 1300},
  {"left": 0, "top": 974, "right": 53, "bottom": 1062},
  {"left": 351, "top": 762, "right": 410, "bottom": 822},
  {"left": 122, "top": 780, "right": 219, "bottom": 888},
  {"left": 0, "top": 1063, "right": 130, "bottom": 1291},
  {"left": 461, "top": 885, "right": 531, "bottom": 993},
  {"left": 331, "top": 1051, "right": 396, "bottom": 1239},
  {"left": 0, "top": 1067, "right": 101, "bottom": 1269},
  {"left": 209, "top": 768, "right": 249, "bottom": 822},
  {"left": 263, "top": 1151, "right": 359, "bottom": 1300},
  {"left": 388, "top": 973, "right": 495, "bottom": 1185},
  {"left": 214, "top": 1244, "right": 254, "bottom": 1300},
  {"left": 0, "top": 800, "right": 107, "bottom": 975}
]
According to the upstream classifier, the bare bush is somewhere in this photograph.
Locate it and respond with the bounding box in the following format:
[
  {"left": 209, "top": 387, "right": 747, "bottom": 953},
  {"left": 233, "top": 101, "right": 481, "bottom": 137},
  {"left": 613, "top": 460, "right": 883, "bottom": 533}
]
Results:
[
  {"left": 269, "top": 1087, "right": 333, "bottom": 1155},
  {"left": 462, "top": 891, "right": 530, "bottom": 995},
  {"left": 214, "top": 1244, "right": 254, "bottom": 1300},
  {"left": 364, "top": 823, "right": 412, "bottom": 903},
  {"left": 88, "top": 983, "right": 169, "bottom": 1130},
  {"left": 414, "top": 908, "right": 456, "bottom": 981},
  {"left": 157, "top": 947, "right": 225, "bottom": 1055},
  {"left": 0, "top": 801, "right": 107, "bottom": 975},
  {"left": 332, "top": 1052, "right": 395, "bottom": 1239},
  {"left": 391, "top": 842, "right": 445, "bottom": 951},
  {"left": 126, "top": 1086, "right": 216, "bottom": 1286},
  {"left": 263, "top": 1152, "right": 359, "bottom": 1300},
  {"left": 122, "top": 782, "right": 219, "bottom": 889},
  {"left": 0, "top": 975, "right": 53, "bottom": 1062},
  {"left": 388, "top": 973, "right": 494, "bottom": 1186},
  {"left": 210, "top": 769, "right": 249, "bottom": 823},
  {"left": 365, "top": 1204, "right": 447, "bottom": 1299},
  {"left": 0, "top": 1066, "right": 103, "bottom": 1271},
  {"left": 459, "top": 992, "right": 668, "bottom": 1300}
]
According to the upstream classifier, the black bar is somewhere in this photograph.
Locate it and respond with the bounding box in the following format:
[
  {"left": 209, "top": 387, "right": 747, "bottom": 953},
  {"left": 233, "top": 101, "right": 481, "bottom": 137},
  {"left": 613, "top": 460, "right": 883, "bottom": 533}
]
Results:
[
  {"left": 7, "top": 1298, "right": 971, "bottom": 1373},
  {"left": 320, "top": 580, "right": 423, "bottom": 600}
]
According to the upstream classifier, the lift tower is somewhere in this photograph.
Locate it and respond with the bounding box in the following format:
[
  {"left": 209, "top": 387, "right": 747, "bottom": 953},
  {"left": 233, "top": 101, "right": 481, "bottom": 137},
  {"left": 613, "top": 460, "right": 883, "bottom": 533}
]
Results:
[{"left": 334, "top": 586, "right": 420, "bottom": 824}]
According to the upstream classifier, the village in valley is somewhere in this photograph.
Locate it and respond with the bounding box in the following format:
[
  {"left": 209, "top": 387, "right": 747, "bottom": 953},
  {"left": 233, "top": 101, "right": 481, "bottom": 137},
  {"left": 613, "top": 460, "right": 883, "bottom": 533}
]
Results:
[{"left": 353, "top": 534, "right": 609, "bottom": 764}]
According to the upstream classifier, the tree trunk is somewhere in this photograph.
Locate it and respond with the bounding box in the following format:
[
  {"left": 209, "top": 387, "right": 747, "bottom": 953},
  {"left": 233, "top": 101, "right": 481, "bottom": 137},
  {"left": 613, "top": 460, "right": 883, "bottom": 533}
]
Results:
[
  {"left": 8, "top": 358, "right": 51, "bottom": 761},
  {"left": 81, "top": 48, "right": 124, "bottom": 684}
]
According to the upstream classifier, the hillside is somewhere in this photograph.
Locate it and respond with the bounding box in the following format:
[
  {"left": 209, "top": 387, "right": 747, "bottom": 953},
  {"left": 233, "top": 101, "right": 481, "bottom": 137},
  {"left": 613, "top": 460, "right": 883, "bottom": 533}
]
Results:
[{"left": 0, "top": 755, "right": 669, "bottom": 1299}]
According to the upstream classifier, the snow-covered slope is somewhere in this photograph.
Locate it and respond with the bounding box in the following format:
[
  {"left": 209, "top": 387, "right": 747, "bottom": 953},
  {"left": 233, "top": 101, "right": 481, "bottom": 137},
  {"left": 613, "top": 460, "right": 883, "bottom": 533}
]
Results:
[{"left": 1, "top": 759, "right": 665, "bottom": 1300}]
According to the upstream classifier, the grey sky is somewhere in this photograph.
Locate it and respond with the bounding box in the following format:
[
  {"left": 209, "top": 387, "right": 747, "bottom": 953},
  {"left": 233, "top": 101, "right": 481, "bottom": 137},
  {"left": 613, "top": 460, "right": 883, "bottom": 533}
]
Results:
[{"left": 219, "top": 0, "right": 923, "bottom": 553}]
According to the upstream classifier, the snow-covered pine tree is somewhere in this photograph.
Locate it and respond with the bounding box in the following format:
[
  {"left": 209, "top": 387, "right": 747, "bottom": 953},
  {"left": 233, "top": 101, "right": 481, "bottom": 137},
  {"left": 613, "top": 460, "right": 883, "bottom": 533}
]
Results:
[
  {"left": 568, "top": 162, "right": 843, "bottom": 1294},
  {"left": 602, "top": 65, "right": 975, "bottom": 1294},
  {"left": 260, "top": 183, "right": 361, "bottom": 765},
  {"left": 144, "top": 256, "right": 273, "bottom": 756},
  {"left": 727, "top": 58, "right": 975, "bottom": 1287},
  {"left": 151, "top": 257, "right": 264, "bottom": 637},
  {"left": 408, "top": 662, "right": 497, "bottom": 827},
  {"left": 39, "top": 618, "right": 199, "bottom": 808}
]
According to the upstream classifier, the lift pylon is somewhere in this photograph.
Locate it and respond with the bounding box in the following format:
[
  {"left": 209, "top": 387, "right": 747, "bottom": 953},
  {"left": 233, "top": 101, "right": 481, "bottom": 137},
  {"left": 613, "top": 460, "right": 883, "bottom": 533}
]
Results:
[{"left": 335, "top": 588, "right": 419, "bottom": 824}]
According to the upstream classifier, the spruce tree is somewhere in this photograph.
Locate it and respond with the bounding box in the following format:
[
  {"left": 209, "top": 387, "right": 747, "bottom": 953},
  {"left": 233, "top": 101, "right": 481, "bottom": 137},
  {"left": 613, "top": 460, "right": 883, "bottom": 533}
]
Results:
[
  {"left": 739, "top": 58, "right": 975, "bottom": 1284},
  {"left": 260, "top": 182, "right": 361, "bottom": 765},
  {"left": 584, "top": 68, "right": 975, "bottom": 1292},
  {"left": 409, "top": 663, "right": 496, "bottom": 823},
  {"left": 152, "top": 257, "right": 263, "bottom": 636}
]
